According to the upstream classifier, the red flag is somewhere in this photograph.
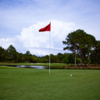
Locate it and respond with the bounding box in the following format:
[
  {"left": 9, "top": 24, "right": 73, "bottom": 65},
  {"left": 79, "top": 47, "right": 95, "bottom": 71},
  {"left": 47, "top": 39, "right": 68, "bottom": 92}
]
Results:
[{"left": 39, "top": 23, "right": 51, "bottom": 32}]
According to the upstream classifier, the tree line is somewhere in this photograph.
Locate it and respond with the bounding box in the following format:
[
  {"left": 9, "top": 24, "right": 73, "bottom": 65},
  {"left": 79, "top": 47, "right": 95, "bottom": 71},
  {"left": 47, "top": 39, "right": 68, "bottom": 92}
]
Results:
[
  {"left": 0, "top": 29, "right": 100, "bottom": 64},
  {"left": 0, "top": 45, "right": 74, "bottom": 63}
]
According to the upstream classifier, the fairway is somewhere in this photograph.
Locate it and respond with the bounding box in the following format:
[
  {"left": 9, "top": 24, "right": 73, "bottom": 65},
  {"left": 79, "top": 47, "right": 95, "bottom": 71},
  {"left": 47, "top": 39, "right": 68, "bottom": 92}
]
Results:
[{"left": 0, "top": 66, "right": 100, "bottom": 100}]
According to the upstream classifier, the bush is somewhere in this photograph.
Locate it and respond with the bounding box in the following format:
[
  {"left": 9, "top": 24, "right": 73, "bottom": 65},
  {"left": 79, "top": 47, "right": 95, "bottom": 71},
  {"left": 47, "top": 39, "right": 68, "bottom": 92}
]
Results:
[
  {"left": 76, "top": 58, "right": 82, "bottom": 64},
  {"left": 84, "top": 58, "right": 91, "bottom": 65}
]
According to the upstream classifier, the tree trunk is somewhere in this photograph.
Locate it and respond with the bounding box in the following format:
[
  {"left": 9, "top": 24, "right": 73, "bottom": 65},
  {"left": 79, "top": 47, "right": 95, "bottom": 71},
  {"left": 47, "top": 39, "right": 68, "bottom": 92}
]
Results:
[
  {"left": 83, "top": 53, "right": 86, "bottom": 62},
  {"left": 88, "top": 53, "right": 90, "bottom": 59},
  {"left": 88, "top": 53, "right": 90, "bottom": 66},
  {"left": 96, "top": 50, "right": 97, "bottom": 65},
  {"left": 80, "top": 49, "right": 83, "bottom": 65},
  {"left": 74, "top": 45, "right": 76, "bottom": 67}
]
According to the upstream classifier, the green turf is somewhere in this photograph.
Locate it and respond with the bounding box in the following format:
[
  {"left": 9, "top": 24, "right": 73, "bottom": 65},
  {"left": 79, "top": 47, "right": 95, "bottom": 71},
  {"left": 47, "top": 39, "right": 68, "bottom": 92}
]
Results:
[
  {"left": 0, "top": 62, "right": 66, "bottom": 66},
  {"left": 0, "top": 66, "right": 100, "bottom": 100}
]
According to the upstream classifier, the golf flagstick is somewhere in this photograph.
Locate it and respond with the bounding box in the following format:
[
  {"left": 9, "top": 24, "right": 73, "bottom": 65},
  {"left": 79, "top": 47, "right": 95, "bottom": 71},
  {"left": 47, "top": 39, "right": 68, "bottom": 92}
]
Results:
[
  {"left": 49, "top": 30, "right": 51, "bottom": 74},
  {"left": 39, "top": 22, "right": 51, "bottom": 74}
]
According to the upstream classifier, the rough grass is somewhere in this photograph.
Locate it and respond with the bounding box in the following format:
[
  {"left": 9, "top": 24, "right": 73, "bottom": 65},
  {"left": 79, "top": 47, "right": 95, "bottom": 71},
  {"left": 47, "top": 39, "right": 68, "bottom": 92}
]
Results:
[{"left": 0, "top": 66, "right": 100, "bottom": 100}]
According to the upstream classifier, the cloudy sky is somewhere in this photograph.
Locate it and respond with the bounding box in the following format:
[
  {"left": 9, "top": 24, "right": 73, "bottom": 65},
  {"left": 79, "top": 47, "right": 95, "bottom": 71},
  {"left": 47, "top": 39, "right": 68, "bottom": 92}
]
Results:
[{"left": 0, "top": 0, "right": 100, "bottom": 56}]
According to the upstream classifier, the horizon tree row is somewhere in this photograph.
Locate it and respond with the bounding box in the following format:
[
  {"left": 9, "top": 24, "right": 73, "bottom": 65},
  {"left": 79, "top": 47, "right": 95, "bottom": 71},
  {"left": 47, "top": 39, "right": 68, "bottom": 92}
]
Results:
[{"left": 0, "top": 45, "right": 75, "bottom": 64}]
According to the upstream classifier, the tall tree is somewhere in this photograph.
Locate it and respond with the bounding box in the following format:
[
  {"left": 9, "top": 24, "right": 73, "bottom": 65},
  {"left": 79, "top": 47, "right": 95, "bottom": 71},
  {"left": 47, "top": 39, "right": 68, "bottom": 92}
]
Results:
[
  {"left": 6, "top": 45, "right": 18, "bottom": 62},
  {"left": 0, "top": 47, "right": 6, "bottom": 62},
  {"left": 18, "top": 53, "right": 25, "bottom": 62},
  {"left": 25, "top": 50, "right": 33, "bottom": 62},
  {"left": 63, "top": 29, "right": 96, "bottom": 66},
  {"left": 63, "top": 31, "right": 79, "bottom": 67},
  {"left": 77, "top": 31, "right": 96, "bottom": 64}
]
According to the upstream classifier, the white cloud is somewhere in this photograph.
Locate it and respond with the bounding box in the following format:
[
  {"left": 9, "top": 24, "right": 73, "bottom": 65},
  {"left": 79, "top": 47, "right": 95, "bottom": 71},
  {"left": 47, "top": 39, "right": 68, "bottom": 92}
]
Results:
[
  {"left": 0, "top": 20, "right": 76, "bottom": 55},
  {"left": 0, "top": 38, "right": 15, "bottom": 48},
  {"left": 18, "top": 20, "right": 76, "bottom": 55}
]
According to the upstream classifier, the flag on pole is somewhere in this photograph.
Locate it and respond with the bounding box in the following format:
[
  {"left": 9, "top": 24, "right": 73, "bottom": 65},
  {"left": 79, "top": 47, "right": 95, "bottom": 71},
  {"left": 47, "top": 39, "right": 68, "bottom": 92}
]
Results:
[
  {"left": 39, "top": 22, "right": 51, "bottom": 74},
  {"left": 39, "top": 23, "right": 51, "bottom": 32}
]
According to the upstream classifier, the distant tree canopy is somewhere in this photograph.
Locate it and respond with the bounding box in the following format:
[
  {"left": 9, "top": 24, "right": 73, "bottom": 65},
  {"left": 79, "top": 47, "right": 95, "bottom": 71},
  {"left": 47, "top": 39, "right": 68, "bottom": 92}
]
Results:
[
  {"left": 0, "top": 43, "right": 75, "bottom": 64},
  {"left": 57, "top": 53, "right": 63, "bottom": 63},
  {"left": 0, "top": 45, "right": 74, "bottom": 64}
]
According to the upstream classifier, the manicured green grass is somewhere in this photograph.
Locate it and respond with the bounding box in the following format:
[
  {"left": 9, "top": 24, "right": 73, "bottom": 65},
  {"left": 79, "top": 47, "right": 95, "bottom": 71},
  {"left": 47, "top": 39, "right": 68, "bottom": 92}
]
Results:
[
  {"left": 0, "top": 66, "right": 100, "bottom": 100},
  {"left": 0, "top": 62, "right": 66, "bottom": 66}
]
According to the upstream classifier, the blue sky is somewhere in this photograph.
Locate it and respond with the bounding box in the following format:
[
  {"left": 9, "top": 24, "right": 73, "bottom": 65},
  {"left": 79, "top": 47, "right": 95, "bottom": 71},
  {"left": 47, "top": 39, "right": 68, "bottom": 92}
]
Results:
[{"left": 0, "top": 0, "right": 100, "bottom": 56}]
